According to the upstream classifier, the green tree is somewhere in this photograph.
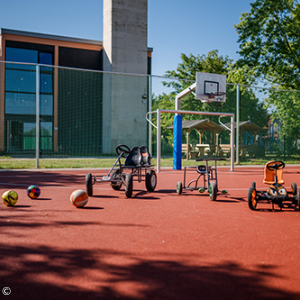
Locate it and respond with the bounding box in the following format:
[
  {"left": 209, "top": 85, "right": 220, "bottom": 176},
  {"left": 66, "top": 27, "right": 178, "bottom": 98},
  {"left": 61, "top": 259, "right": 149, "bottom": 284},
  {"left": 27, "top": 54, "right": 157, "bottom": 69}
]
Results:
[
  {"left": 234, "top": 0, "right": 300, "bottom": 89},
  {"left": 152, "top": 50, "right": 268, "bottom": 146},
  {"left": 234, "top": 0, "right": 300, "bottom": 138}
]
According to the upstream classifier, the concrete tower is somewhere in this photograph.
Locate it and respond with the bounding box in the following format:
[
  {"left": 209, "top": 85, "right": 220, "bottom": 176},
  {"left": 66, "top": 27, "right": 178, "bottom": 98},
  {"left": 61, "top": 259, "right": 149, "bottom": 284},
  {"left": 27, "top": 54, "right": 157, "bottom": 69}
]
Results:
[{"left": 102, "top": 0, "right": 148, "bottom": 153}]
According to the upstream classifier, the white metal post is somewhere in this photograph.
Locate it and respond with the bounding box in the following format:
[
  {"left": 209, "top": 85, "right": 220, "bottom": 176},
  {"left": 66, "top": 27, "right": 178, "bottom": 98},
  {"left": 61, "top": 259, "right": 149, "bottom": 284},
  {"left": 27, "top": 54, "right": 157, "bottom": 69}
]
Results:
[
  {"left": 230, "top": 115, "right": 235, "bottom": 171},
  {"left": 148, "top": 109, "right": 235, "bottom": 172},
  {"left": 157, "top": 109, "right": 161, "bottom": 173},
  {"left": 236, "top": 84, "right": 240, "bottom": 164},
  {"left": 175, "top": 82, "right": 196, "bottom": 111},
  {"left": 148, "top": 75, "right": 152, "bottom": 154},
  {"left": 36, "top": 64, "right": 40, "bottom": 168}
]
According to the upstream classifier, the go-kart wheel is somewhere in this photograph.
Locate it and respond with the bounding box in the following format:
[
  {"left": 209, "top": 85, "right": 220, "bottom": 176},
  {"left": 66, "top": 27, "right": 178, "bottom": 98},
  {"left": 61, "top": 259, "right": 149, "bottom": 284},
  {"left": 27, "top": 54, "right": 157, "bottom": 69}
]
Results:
[
  {"left": 251, "top": 182, "right": 256, "bottom": 189},
  {"left": 116, "top": 144, "right": 131, "bottom": 158},
  {"left": 110, "top": 169, "right": 122, "bottom": 190},
  {"left": 248, "top": 186, "right": 257, "bottom": 210},
  {"left": 292, "top": 183, "right": 297, "bottom": 196},
  {"left": 145, "top": 170, "right": 157, "bottom": 192},
  {"left": 209, "top": 181, "right": 217, "bottom": 201},
  {"left": 297, "top": 188, "right": 300, "bottom": 210},
  {"left": 177, "top": 181, "right": 183, "bottom": 195},
  {"left": 86, "top": 173, "right": 93, "bottom": 196},
  {"left": 124, "top": 173, "right": 133, "bottom": 198}
]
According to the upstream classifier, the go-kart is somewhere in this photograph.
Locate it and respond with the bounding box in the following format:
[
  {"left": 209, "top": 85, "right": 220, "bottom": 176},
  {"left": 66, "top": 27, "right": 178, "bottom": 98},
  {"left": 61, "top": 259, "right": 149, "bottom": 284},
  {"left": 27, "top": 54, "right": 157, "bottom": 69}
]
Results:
[
  {"left": 176, "top": 158, "right": 228, "bottom": 201},
  {"left": 248, "top": 161, "right": 300, "bottom": 211},
  {"left": 86, "top": 144, "right": 157, "bottom": 198}
]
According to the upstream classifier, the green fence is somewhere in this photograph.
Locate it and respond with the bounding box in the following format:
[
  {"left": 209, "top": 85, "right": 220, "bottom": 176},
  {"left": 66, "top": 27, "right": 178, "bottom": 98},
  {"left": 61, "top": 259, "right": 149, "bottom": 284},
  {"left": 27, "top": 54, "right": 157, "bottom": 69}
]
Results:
[{"left": 1, "top": 60, "right": 300, "bottom": 166}]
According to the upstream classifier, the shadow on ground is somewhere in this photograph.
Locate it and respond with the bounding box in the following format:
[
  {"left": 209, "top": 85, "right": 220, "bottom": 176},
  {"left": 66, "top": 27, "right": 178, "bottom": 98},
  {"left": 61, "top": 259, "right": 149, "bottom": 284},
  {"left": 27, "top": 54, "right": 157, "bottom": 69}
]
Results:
[{"left": 0, "top": 238, "right": 299, "bottom": 299}]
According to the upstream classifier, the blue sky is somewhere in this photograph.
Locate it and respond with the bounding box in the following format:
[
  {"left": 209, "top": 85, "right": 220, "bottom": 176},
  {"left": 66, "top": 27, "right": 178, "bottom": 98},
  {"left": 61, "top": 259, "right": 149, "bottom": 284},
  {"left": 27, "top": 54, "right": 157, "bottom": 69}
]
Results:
[{"left": 0, "top": 0, "right": 252, "bottom": 76}]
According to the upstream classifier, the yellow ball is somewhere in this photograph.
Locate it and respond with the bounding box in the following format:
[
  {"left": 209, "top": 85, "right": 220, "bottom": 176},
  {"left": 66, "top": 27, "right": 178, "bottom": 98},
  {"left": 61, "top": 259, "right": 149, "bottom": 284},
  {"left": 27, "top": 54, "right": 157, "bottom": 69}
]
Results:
[{"left": 2, "top": 190, "right": 18, "bottom": 206}]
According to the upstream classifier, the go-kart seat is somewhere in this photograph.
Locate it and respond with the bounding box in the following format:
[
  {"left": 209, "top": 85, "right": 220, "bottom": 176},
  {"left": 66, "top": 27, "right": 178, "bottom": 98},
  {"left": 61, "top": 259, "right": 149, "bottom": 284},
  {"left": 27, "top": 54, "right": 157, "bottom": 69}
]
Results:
[
  {"left": 124, "top": 146, "right": 142, "bottom": 167},
  {"left": 196, "top": 165, "right": 211, "bottom": 174},
  {"left": 263, "top": 161, "right": 284, "bottom": 185},
  {"left": 140, "top": 145, "right": 152, "bottom": 166},
  {"left": 197, "top": 165, "right": 207, "bottom": 174}
]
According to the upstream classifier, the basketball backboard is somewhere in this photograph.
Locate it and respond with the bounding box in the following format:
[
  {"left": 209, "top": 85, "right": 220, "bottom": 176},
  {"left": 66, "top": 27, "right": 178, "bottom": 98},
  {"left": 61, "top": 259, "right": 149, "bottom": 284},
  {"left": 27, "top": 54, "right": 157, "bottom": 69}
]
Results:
[{"left": 196, "top": 72, "right": 227, "bottom": 103}]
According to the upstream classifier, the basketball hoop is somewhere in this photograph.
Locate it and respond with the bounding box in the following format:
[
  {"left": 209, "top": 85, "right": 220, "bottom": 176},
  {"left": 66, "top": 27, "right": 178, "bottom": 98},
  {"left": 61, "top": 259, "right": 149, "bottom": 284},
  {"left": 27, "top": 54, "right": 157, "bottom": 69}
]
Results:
[
  {"left": 196, "top": 72, "right": 227, "bottom": 103},
  {"left": 199, "top": 92, "right": 226, "bottom": 103},
  {"left": 208, "top": 91, "right": 226, "bottom": 102}
]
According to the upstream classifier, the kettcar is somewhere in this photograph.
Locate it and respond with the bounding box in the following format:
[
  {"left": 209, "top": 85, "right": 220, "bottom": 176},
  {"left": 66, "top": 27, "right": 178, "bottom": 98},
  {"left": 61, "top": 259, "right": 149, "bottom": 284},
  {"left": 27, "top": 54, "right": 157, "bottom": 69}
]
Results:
[
  {"left": 248, "top": 161, "right": 300, "bottom": 211},
  {"left": 176, "top": 158, "right": 228, "bottom": 201},
  {"left": 86, "top": 144, "right": 157, "bottom": 198}
]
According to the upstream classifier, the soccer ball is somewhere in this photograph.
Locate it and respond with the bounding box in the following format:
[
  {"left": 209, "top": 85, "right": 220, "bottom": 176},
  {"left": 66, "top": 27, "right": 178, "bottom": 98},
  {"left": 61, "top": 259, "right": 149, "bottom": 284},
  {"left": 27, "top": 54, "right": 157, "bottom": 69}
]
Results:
[
  {"left": 70, "top": 190, "right": 89, "bottom": 208},
  {"left": 27, "top": 185, "right": 41, "bottom": 199},
  {"left": 2, "top": 190, "right": 18, "bottom": 206}
]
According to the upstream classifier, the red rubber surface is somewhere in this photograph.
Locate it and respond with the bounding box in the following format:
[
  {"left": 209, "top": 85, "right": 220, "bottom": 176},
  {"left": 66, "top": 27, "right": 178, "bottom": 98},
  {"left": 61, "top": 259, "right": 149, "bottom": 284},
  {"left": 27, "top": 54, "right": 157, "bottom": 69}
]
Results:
[{"left": 1, "top": 166, "right": 300, "bottom": 299}]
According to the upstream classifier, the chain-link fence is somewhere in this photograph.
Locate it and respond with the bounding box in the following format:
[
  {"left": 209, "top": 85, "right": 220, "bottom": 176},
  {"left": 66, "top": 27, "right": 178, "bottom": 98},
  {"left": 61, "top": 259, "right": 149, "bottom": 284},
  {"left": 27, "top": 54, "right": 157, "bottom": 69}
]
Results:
[
  {"left": 151, "top": 75, "right": 300, "bottom": 162},
  {"left": 1, "top": 60, "right": 300, "bottom": 165},
  {"left": 0, "top": 61, "right": 150, "bottom": 162}
]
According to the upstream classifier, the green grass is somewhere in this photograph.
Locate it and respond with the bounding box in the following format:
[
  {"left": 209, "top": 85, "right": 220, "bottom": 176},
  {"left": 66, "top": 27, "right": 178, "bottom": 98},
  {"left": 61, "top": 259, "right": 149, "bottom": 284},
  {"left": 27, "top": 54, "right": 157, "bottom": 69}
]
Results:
[{"left": 0, "top": 155, "right": 299, "bottom": 169}]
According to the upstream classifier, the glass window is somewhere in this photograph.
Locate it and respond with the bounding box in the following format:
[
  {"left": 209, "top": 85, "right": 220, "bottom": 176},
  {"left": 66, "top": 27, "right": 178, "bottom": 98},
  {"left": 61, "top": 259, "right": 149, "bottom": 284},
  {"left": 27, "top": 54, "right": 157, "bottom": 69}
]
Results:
[
  {"left": 23, "top": 122, "right": 53, "bottom": 150},
  {"left": 5, "top": 47, "right": 54, "bottom": 118},
  {"left": 5, "top": 93, "right": 54, "bottom": 116},
  {"left": 39, "top": 52, "right": 52, "bottom": 65},
  {"left": 41, "top": 122, "right": 53, "bottom": 150},
  {"left": 24, "top": 123, "right": 36, "bottom": 136},
  {"left": 5, "top": 69, "right": 36, "bottom": 93},
  {"left": 6, "top": 47, "right": 38, "bottom": 64},
  {"left": 40, "top": 53, "right": 53, "bottom": 71},
  {"left": 40, "top": 73, "right": 53, "bottom": 93},
  {"left": 41, "top": 122, "right": 53, "bottom": 137},
  {"left": 5, "top": 92, "right": 36, "bottom": 114},
  {"left": 41, "top": 137, "right": 52, "bottom": 150},
  {"left": 40, "top": 94, "right": 53, "bottom": 116},
  {"left": 23, "top": 137, "right": 36, "bottom": 150},
  {"left": 23, "top": 123, "right": 36, "bottom": 150}
]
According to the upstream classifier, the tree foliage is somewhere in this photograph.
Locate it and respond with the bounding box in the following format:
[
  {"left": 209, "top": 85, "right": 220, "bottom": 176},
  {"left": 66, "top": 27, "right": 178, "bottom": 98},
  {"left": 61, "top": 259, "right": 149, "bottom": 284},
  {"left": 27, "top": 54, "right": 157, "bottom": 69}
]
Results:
[
  {"left": 235, "top": 0, "right": 300, "bottom": 89},
  {"left": 235, "top": 0, "right": 300, "bottom": 137}
]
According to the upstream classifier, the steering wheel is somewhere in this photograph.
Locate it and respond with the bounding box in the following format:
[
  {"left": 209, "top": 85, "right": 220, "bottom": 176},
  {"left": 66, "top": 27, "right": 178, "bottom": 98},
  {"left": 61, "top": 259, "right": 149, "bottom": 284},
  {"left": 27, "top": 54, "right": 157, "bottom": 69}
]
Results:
[
  {"left": 267, "top": 161, "right": 285, "bottom": 171},
  {"left": 116, "top": 144, "right": 131, "bottom": 158}
]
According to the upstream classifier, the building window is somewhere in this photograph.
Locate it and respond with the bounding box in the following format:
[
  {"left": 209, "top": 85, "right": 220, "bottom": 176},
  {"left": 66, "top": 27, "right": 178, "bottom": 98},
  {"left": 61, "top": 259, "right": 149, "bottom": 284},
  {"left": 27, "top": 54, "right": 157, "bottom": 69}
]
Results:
[
  {"left": 6, "top": 47, "right": 38, "bottom": 64},
  {"left": 23, "top": 122, "right": 53, "bottom": 150},
  {"left": 5, "top": 46, "right": 54, "bottom": 152},
  {"left": 5, "top": 49, "right": 54, "bottom": 115},
  {"left": 41, "top": 122, "right": 53, "bottom": 150},
  {"left": 23, "top": 122, "right": 36, "bottom": 150}
]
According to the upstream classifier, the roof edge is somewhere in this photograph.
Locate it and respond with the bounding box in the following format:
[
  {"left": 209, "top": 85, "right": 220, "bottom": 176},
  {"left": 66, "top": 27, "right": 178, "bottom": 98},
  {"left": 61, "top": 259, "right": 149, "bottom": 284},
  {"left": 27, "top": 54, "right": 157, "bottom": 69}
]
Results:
[
  {"left": 0, "top": 28, "right": 103, "bottom": 46},
  {"left": 0, "top": 28, "right": 153, "bottom": 52}
]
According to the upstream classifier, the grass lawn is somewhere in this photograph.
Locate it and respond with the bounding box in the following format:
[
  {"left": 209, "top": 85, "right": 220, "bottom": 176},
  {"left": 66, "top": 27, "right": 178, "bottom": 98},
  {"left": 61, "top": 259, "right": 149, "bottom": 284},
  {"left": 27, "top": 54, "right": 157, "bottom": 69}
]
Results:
[{"left": 0, "top": 156, "right": 299, "bottom": 169}]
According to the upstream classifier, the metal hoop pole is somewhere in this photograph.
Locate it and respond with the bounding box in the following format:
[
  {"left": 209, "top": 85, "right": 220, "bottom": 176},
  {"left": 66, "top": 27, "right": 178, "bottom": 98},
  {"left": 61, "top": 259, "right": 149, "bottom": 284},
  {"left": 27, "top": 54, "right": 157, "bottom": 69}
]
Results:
[
  {"left": 236, "top": 84, "right": 240, "bottom": 164},
  {"left": 157, "top": 109, "right": 161, "bottom": 173},
  {"left": 230, "top": 115, "right": 235, "bottom": 171}
]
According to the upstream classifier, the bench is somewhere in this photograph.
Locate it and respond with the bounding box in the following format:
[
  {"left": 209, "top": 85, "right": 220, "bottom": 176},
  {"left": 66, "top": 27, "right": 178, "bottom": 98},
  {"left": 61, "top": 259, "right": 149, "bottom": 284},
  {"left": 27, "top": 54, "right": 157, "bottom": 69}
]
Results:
[
  {"left": 219, "top": 144, "right": 231, "bottom": 157},
  {"left": 219, "top": 144, "right": 256, "bottom": 158},
  {"left": 182, "top": 144, "right": 199, "bottom": 159}
]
